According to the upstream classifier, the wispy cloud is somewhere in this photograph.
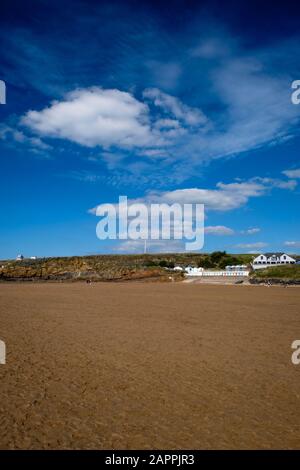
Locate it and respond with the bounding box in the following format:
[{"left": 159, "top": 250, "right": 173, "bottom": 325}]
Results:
[
  {"left": 284, "top": 240, "right": 300, "bottom": 248},
  {"left": 14, "top": 27, "right": 300, "bottom": 184},
  {"left": 0, "top": 124, "right": 52, "bottom": 153},
  {"left": 89, "top": 172, "right": 296, "bottom": 214},
  {"left": 205, "top": 225, "right": 234, "bottom": 235},
  {"left": 283, "top": 168, "right": 300, "bottom": 179},
  {"left": 142, "top": 176, "right": 296, "bottom": 211},
  {"left": 241, "top": 227, "right": 261, "bottom": 235},
  {"left": 66, "top": 170, "right": 102, "bottom": 183},
  {"left": 143, "top": 88, "right": 208, "bottom": 127},
  {"left": 235, "top": 242, "right": 268, "bottom": 249},
  {"left": 255, "top": 177, "right": 297, "bottom": 190}
]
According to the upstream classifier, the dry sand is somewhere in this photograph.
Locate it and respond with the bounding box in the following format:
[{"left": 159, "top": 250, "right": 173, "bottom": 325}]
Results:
[{"left": 0, "top": 282, "right": 300, "bottom": 449}]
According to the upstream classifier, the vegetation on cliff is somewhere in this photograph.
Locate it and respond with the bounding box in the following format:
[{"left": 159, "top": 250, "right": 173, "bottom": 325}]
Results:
[
  {"left": 252, "top": 264, "right": 300, "bottom": 280},
  {"left": 1, "top": 252, "right": 298, "bottom": 282},
  {"left": 0, "top": 252, "right": 254, "bottom": 282}
]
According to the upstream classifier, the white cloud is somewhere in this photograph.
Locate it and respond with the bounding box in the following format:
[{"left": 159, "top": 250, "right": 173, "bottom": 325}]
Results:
[
  {"left": 89, "top": 175, "right": 296, "bottom": 214},
  {"left": 17, "top": 77, "right": 300, "bottom": 183},
  {"left": 154, "top": 119, "right": 180, "bottom": 129},
  {"left": 88, "top": 173, "right": 295, "bottom": 252},
  {"left": 191, "top": 38, "right": 232, "bottom": 59},
  {"left": 2, "top": 24, "right": 300, "bottom": 185},
  {"left": 139, "top": 148, "right": 169, "bottom": 158},
  {"left": 145, "top": 61, "right": 182, "bottom": 91},
  {"left": 255, "top": 177, "right": 297, "bottom": 190},
  {"left": 205, "top": 225, "right": 234, "bottom": 235},
  {"left": 235, "top": 242, "right": 268, "bottom": 249},
  {"left": 241, "top": 227, "right": 261, "bottom": 235},
  {"left": 207, "top": 57, "right": 300, "bottom": 158},
  {"left": 148, "top": 180, "right": 267, "bottom": 211},
  {"left": 143, "top": 88, "right": 208, "bottom": 126},
  {"left": 22, "top": 87, "right": 162, "bottom": 149},
  {"left": 68, "top": 170, "right": 101, "bottom": 183},
  {"left": 284, "top": 241, "right": 300, "bottom": 247},
  {"left": 0, "top": 124, "right": 51, "bottom": 151},
  {"left": 283, "top": 168, "right": 300, "bottom": 179}
]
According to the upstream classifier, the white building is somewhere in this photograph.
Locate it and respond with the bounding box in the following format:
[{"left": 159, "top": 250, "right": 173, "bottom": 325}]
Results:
[
  {"left": 225, "top": 265, "right": 248, "bottom": 271},
  {"left": 16, "top": 254, "right": 24, "bottom": 261},
  {"left": 185, "top": 266, "right": 249, "bottom": 277},
  {"left": 173, "top": 266, "right": 183, "bottom": 271},
  {"left": 185, "top": 266, "right": 204, "bottom": 276},
  {"left": 252, "top": 252, "right": 296, "bottom": 270}
]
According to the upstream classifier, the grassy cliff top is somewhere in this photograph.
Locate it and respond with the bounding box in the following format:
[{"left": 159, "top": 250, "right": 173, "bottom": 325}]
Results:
[{"left": 253, "top": 264, "right": 300, "bottom": 279}]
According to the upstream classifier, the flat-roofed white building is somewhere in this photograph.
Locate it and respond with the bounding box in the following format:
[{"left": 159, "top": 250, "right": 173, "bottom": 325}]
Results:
[{"left": 185, "top": 266, "right": 249, "bottom": 277}]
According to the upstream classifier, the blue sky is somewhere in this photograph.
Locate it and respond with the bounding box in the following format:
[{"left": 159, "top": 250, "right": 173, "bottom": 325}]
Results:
[{"left": 0, "top": 0, "right": 300, "bottom": 258}]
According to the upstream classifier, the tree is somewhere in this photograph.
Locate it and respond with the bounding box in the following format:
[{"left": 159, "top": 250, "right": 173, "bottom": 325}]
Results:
[
  {"left": 159, "top": 260, "right": 168, "bottom": 268},
  {"left": 219, "top": 256, "right": 240, "bottom": 269},
  {"left": 200, "top": 257, "right": 214, "bottom": 268},
  {"left": 210, "top": 251, "right": 227, "bottom": 266}
]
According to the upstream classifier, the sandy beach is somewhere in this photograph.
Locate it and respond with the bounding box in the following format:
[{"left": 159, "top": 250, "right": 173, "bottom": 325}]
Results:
[{"left": 0, "top": 282, "right": 300, "bottom": 449}]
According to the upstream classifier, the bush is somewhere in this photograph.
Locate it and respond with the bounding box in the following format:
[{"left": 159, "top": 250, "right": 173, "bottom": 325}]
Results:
[
  {"left": 159, "top": 260, "right": 168, "bottom": 268},
  {"left": 200, "top": 257, "right": 214, "bottom": 268},
  {"left": 210, "top": 251, "right": 227, "bottom": 265},
  {"left": 143, "top": 259, "right": 158, "bottom": 267},
  {"left": 219, "top": 256, "right": 240, "bottom": 269},
  {"left": 158, "top": 260, "right": 175, "bottom": 268}
]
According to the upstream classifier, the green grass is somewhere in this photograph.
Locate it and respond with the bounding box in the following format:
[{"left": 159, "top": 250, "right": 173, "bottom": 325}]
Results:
[{"left": 253, "top": 264, "right": 300, "bottom": 280}]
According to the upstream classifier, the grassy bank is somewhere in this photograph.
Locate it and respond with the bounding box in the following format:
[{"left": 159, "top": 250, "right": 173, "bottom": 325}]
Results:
[{"left": 253, "top": 264, "right": 300, "bottom": 280}]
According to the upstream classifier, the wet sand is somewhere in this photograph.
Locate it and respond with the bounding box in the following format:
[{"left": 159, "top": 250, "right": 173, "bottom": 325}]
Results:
[{"left": 0, "top": 282, "right": 300, "bottom": 449}]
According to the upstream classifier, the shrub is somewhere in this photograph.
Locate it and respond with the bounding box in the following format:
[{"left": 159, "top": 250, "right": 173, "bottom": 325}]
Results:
[
  {"left": 219, "top": 256, "right": 240, "bottom": 269},
  {"left": 210, "top": 251, "right": 227, "bottom": 265},
  {"left": 200, "top": 257, "right": 214, "bottom": 268}
]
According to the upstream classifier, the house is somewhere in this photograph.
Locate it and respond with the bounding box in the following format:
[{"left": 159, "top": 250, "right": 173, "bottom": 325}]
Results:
[
  {"left": 252, "top": 252, "right": 296, "bottom": 270},
  {"left": 185, "top": 266, "right": 204, "bottom": 276},
  {"left": 16, "top": 254, "right": 24, "bottom": 261},
  {"left": 173, "top": 266, "right": 183, "bottom": 271}
]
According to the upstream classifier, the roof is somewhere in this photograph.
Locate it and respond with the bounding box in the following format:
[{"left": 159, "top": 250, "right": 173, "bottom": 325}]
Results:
[{"left": 263, "top": 252, "right": 285, "bottom": 257}]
